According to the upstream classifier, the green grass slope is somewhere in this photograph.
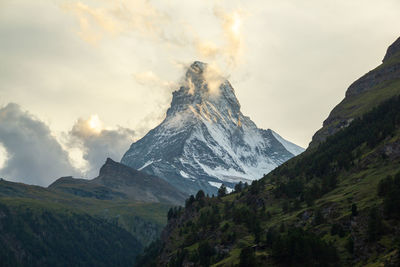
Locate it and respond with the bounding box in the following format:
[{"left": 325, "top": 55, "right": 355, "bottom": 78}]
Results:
[
  {"left": 139, "top": 95, "right": 400, "bottom": 266},
  {"left": 0, "top": 178, "right": 173, "bottom": 266},
  {"left": 0, "top": 199, "right": 142, "bottom": 267},
  {"left": 0, "top": 156, "right": 186, "bottom": 252}
]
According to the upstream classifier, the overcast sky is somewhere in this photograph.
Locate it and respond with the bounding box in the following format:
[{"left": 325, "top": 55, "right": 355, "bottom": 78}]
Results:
[{"left": 0, "top": 0, "right": 399, "bottom": 185}]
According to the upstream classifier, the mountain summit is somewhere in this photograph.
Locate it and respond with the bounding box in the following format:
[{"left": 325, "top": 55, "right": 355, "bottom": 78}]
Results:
[{"left": 121, "top": 61, "right": 304, "bottom": 195}]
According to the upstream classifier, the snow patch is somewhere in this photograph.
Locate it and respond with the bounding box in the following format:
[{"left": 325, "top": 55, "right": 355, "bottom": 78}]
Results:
[
  {"left": 208, "top": 181, "right": 233, "bottom": 193},
  {"left": 179, "top": 170, "right": 191, "bottom": 179},
  {"left": 208, "top": 181, "right": 222, "bottom": 188},
  {"left": 271, "top": 130, "right": 305, "bottom": 156},
  {"left": 138, "top": 160, "right": 153, "bottom": 171}
]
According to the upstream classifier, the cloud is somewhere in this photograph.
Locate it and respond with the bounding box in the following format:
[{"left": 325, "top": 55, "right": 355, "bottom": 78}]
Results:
[
  {"left": 68, "top": 115, "right": 135, "bottom": 178},
  {"left": 62, "top": 1, "right": 120, "bottom": 44},
  {"left": 62, "top": 1, "right": 244, "bottom": 70},
  {"left": 0, "top": 104, "right": 136, "bottom": 184},
  {"left": 0, "top": 103, "right": 79, "bottom": 186},
  {"left": 0, "top": 143, "right": 8, "bottom": 169},
  {"left": 61, "top": 0, "right": 175, "bottom": 44},
  {"left": 133, "top": 71, "right": 175, "bottom": 89},
  {"left": 178, "top": 62, "right": 227, "bottom": 97},
  {"left": 203, "top": 64, "right": 227, "bottom": 96},
  {"left": 196, "top": 41, "right": 220, "bottom": 59},
  {"left": 212, "top": 7, "right": 245, "bottom": 67}
]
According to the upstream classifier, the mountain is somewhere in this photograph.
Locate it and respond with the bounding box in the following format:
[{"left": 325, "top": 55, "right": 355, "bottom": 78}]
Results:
[
  {"left": 0, "top": 158, "right": 187, "bottom": 266},
  {"left": 121, "top": 61, "right": 304, "bottom": 195},
  {"left": 50, "top": 158, "right": 187, "bottom": 206},
  {"left": 136, "top": 37, "right": 400, "bottom": 266},
  {"left": 310, "top": 36, "right": 400, "bottom": 147}
]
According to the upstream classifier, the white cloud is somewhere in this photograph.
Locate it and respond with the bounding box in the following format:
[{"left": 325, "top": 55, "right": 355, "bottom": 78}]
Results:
[
  {"left": 133, "top": 71, "right": 175, "bottom": 89},
  {"left": 212, "top": 6, "right": 246, "bottom": 67},
  {"left": 0, "top": 143, "right": 8, "bottom": 169},
  {"left": 203, "top": 64, "right": 227, "bottom": 96},
  {"left": 0, "top": 103, "right": 137, "bottom": 184},
  {"left": 0, "top": 103, "right": 80, "bottom": 186},
  {"left": 61, "top": 1, "right": 120, "bottom": 44},
  {"left": 68, "top": 115, "right": 135, "bottom": 178}
]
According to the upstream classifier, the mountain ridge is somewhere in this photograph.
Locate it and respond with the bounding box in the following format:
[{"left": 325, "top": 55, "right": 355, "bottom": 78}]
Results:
[{"left": 49, "top": 158, "right": 187, "bottom": 205}]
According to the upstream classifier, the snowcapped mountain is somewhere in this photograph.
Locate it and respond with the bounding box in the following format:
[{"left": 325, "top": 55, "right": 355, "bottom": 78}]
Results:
[{"left": 121, "top": 61, "right": 304, "bottom": 195}]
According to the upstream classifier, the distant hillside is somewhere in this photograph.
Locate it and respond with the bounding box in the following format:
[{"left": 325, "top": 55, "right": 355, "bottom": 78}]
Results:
[
  {"left": 50, "top": 158, "right": 187, "bottom": 206},
  {"left": 0, "top": 198, "right": 142, "bottom": 267}
]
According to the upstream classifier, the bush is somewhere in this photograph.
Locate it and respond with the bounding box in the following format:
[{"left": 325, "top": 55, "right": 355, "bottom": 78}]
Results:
[
  {"left": 235, "top": 181, "right": 244, "bottom": 193},
  {"left": 271, "top": 227, "right": 340, "bottom": 266},
  {"left": 351, "top": 203, "right": 358, "bottom": 217},
  {"left": 331, "top": 224, "right": 345, "bottom": 237},
  {"left": 196, "top": 190, "right": 205, "bottom": 200},
  {"left": 367, "top": 207, "right": 383, "bottom": 242},
  {"left": 314, "top": 209, "right": 325, "bottom": 225},
  {"left": 346, "top": 237, "right": 354, "bottom": 254},
  {"left": 198, "top": 241, "right": 215, "bottom": 266},
  {"left": 239, "top": 247, "right": 256, "bottom": 267},
  {"left": 377, "top": 171, "right": 400, "bottom": 219},
  {"left": 218, "top": 184, "right": 227, "bottom": 197}
]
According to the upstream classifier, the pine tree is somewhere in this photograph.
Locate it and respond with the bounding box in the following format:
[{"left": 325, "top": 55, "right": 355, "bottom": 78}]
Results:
[{"left": 218, "top": 184, "right": 227, "bottom": 197}]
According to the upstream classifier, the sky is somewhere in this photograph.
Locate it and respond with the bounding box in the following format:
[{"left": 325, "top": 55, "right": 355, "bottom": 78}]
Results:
[{"left": 0, "top": 0, "right": 399, "bottom": 186}]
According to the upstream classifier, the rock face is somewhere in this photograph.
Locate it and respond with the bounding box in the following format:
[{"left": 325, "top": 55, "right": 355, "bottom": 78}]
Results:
[
  {"left": 383, "top": 37, "right": 400, "bottom": 63},
  {"left": 310, "top": 36, "right": 400, "bottom": 147},
  {"left": 49, "top": 158, "right": 187, "bottom": 205},
  {"left": 347, "top": 36, "right": 400, "bottom": 98},
  {"left": 121, "top": 61, "right": 304, "bottom": 195}
]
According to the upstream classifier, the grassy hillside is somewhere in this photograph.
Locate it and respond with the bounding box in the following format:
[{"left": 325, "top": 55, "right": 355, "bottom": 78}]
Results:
[
  {"left": 1, "top": 156, "right": 186, "bottom": 245},
  {"left": 0, "top": 177, "right": 173, "bottom": 266},
  {"left": 0, "top": 198, "right": 142, "bottom": 267},
  {"left": 139, "top": 95, "right": 400, "bottom": 266}
]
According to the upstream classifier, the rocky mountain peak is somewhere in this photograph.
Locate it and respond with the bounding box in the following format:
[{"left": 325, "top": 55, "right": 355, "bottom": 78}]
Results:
[
  {"left": 122, "top": 61, "right": 304, "bottom": 195},
  {"left": 166, "top": 61, "right": 240, "bottom": 118},
  {"left": 105, "top": 157, "right": 115, "bottom": 165},
  {"left": 99, "top": 157, "right": 122, "bottom": 176},
  {"left": 186, "top": 61, "right": 206, "bottom": 77},
  {"left": 383, "top": 37, "right": 400, "bottom": 63}
]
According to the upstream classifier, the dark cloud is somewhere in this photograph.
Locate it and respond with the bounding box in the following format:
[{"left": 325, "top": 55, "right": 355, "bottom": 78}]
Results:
[
  {"left": 0, "top": 103, "right": 79, "bottom": 186},
  {"left": 69, "top": 117, "right": 135, "bottom": 178},
  {"left": 0, "top": 104, "right": 136, "bottom": 185}
]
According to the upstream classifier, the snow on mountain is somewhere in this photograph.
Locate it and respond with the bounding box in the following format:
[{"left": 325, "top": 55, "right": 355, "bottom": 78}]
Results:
[
  {"left": 271, "top": 131, "right": 305, "bottom": 156},
  {"left": 121, "top": 61, "right": 304, "bottom": 195}
]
